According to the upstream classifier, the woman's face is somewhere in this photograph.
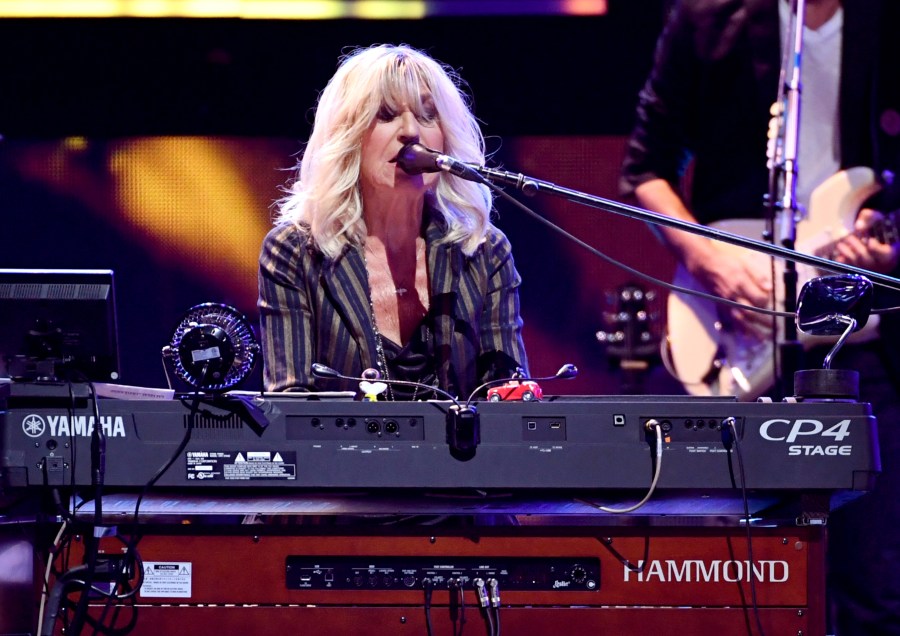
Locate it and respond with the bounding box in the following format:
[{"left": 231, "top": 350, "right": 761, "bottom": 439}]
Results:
[{"left": 359, "top": 90, "right": 445, "bottom": 196}]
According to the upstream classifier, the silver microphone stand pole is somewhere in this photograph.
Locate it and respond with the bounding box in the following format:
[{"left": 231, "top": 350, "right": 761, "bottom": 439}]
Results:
[{"left": 770, "top": 0, "right": 807, "bottom": 398}]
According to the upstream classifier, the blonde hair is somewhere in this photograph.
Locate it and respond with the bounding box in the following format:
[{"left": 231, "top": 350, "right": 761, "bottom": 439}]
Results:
[{"left": 276, "top": 44, "right": 493, "bottom": 258}]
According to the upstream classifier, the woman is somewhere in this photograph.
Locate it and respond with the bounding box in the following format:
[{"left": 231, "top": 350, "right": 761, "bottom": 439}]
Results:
[{"left": 258, "top": 44, "right": 528, "bottom": 399}]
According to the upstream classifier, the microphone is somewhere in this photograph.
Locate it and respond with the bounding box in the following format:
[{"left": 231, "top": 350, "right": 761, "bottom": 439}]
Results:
[
  {"left": 395, "top": 142, "right": 483, "bottom": 182},
  {"left": 394, "top": 142, "right": 545, "bottom": 197},
  {"left": 310, "top": 363, "right": 481, "bottom": 461}
]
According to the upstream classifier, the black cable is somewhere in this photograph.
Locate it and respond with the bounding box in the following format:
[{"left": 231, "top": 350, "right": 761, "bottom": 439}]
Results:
[
  {"left": 51, "top": 578, "right": 138, "bottom": 636},
  {"left": 722, "top": 420, "right": 739, "bottom": 489},
  {"left": 83, "top": 593, "right": 138, "bottom": 636},
  {"left": 41, "top": 528, "right": 142, "bottom": 636},
  {"left": 59, "top": 530, "right": 100, "bottom": 636},
  {"left": 51, "top": 377, "right": 205, "bottom": 635},
  {"left": 474, "top": 578, "right": 494, "bottom": 636},
  {"left": 484, "top": 603, "right": 496, "bottom": 636},
  {"left": 486, "top": 578, "right": 501, "bottom": 636},
  {"left": 64, "top": 378, "right": 105, "bottom": 636},
  {"left": 482, "top": 179, "right": 794, "bottom": 320},
  {"left": 65, "top": 382, "right": 78, "bottom": 518},
  {"left": 125, "top": 393, "right": 202, "bottom": 546},
  {"left": 449, "top": 578, "right": 460, "bottom": 636},
  {"left": 40, "top": 565, "right": 87, "bottom": 636},
  {"left": 724, "top": 451, "right": 739, "bottom": 490},
  {"left": 129, "top": 396, "right": 200, "bottom": 528},
  {"left": 725, "top": 417, "right": 766, "bottom": 636},
  {"left": 457, "top": 583, "right": 467, "bottom": 636},
  {"left": 128, "top": 361, "right": 213, "bottom": 535},
  {"left": 39, "top": 384, "right": 85, "bottom": 636},
  {"left": 104, "top": 391, "right": 202, "bottom": 629},
  {"left": 423, "top": 578, "right": 434, "bottom": 636},
  {"left": 56, "top": 533, "right": 143, "bottom": 601},
  {"left": 479, "top": 170, "right": 900, "bottom": 314}
]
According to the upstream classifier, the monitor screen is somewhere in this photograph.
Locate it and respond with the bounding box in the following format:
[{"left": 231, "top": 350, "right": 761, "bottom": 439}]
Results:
[{"left": 0, "top": 269, "right": 121, "bottom": 383}]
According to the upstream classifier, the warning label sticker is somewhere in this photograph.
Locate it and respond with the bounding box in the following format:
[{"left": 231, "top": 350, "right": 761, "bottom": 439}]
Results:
[
  {"left": 186, "top": 450, "right": 297, "bottom": 481},
  {"left": 141, "top": 562, "right": 192, "bottom": 598}
]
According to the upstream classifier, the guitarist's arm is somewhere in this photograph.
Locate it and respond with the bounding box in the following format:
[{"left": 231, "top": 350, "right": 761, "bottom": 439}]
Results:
[{"left": 634, "top": 177, "right": 773, "bottom": 330}]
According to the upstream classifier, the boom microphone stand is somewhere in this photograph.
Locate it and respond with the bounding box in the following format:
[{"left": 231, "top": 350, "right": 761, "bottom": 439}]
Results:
[
  {"left": 768, "top": 0, "right": 808, "bottom": 399},
  {"left": 397, "top": 141, "right": 900, "bottom": 400},
  {"left": 463, "top": 165, "right": 900, "bottom": 294},
  {"left": 397, "top": 142, "right": 900, "bottom": 294}
]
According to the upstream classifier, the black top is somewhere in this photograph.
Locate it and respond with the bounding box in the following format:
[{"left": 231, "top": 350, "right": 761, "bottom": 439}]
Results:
[{"left": 381, "top": 316, "right": 439, "bottom": 401}]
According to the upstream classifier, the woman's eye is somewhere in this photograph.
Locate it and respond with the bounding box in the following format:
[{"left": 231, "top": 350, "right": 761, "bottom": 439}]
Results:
[
  {"left": 376, "top": 106, "right": 397, "bottom": 121},
  {"left": 375, "top": 104, "right": 437, "bottom": 124},
  {"left": 417, "top": 109, "right": 438, "bottom": 124}
]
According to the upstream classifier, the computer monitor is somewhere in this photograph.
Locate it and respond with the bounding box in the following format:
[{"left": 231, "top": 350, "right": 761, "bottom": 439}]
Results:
[{"left": 0, "top": 269, "right": 121, "bottom": 382}]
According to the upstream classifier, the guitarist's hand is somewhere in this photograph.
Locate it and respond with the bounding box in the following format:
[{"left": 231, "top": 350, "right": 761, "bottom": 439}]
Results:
[
  {"left": 633, "top": 179, "right": 775, "bottom": 334},
  {"left": 831, "top": 208, "right": 900, "bottom": 273},
  {"left": 685, "top": 244, "right": 773, "bottom": 334}
]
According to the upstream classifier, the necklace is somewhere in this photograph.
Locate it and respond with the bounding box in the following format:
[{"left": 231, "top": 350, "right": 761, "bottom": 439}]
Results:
[
  {"left": 362, "top": 241, "right": 437, "bottom": 401},
  {"left": 371, "top": 308, "right": 408, "bottom": 402},
  {"left": 363, "top": 247, "right": 413, "bottom": 402},
  {"left": 364, "top": 241, "right": 420, "bottom": 298}
]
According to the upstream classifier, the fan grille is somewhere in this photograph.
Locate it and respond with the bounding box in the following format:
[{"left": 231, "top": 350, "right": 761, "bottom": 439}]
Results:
[{"left": 165, "top": 302, "right": 259, "bottom": 391}]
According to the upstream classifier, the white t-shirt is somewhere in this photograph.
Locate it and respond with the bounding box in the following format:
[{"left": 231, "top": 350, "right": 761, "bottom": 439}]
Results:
[{"left": 779, "top": 0, "right": 843, "bottom": 210}]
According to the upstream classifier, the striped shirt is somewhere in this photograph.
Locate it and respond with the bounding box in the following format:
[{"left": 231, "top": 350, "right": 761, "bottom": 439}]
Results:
[{"left": 257, "top": 213, "right": 528, "bottom": 399}]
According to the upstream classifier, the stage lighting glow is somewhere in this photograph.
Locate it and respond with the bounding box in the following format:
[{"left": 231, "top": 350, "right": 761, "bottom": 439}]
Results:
[{"left": 0, "top": 0, "right": 604, "bottom": 18}]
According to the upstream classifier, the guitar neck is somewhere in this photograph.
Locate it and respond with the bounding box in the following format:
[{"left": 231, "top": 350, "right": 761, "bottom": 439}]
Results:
[
  {"left": 876, "top": 209, "right": 900, "bottom": 245},
  {"left": 814, "top": 209, "right": 900, "bottom": 258}
]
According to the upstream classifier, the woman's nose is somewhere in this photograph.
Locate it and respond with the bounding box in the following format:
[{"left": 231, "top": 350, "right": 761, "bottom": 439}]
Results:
[{"left": 398, "top": 110, "right": 420, "bottom": 140}]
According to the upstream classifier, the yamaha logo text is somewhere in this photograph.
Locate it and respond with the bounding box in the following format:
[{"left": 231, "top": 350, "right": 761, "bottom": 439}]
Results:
[{"left": 21, "top": 414, "right": 127, "bottom": 439}]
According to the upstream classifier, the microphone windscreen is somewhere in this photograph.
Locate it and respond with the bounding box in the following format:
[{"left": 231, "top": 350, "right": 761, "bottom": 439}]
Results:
[{"left": 396, "top": 143, "right": 441, "bottom": 175}]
